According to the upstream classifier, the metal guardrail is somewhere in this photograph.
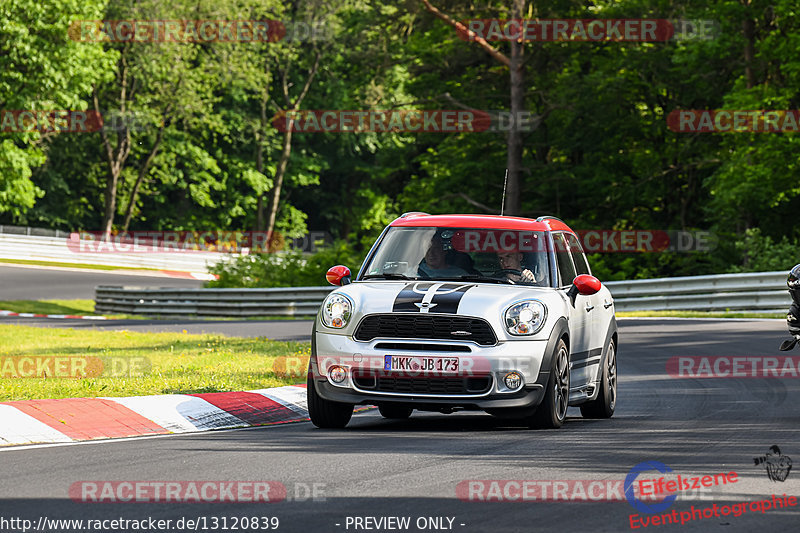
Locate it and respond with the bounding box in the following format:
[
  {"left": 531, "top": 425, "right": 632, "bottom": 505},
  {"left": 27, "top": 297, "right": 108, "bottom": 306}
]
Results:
[
  {"left": 94, "top": 271, "right": 792, "bottom": 317},
  {"left": 0, "top": 225, "right": 71, "bottom": 238},
  {"left": 605, "top": 271, "right": 789, "bottom": 312},
  {"left": 95, "top": 286, "right": 335, "bottom": 317}
]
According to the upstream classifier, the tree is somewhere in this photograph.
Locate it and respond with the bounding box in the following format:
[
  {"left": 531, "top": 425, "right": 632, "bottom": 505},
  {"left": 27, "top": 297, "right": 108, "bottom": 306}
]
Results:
[
  {"left": 0, "top": 0, "right": 114, "bottom": 218},
  {"left": 92, "top": 0, "right": 220, "bottom": 237},
  {"left": 419, "top": 0, "right": 526, "bottom": 216}
]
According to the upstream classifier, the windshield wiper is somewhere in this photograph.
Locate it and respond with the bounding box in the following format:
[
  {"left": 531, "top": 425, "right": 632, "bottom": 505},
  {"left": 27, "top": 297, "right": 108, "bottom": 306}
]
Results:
[
  {"left": 362, "top": 273, "right": 416, "bottom": 280},
  {"left": 438, "top": 275, "right": 514, "bottom": 285}
]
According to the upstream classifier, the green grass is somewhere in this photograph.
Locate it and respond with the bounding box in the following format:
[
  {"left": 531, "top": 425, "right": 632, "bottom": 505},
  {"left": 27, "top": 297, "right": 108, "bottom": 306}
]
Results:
[
  {"left": 617, "top": 310, "right": 784, "bottom": 319},
  {"left": 0, "top": 299, "right": 314, "bottom": 321},
  {"left": 0, "top": 258, "right": 161, "bottom": 271},
  {"left": 0, "top": 299, "right": 141, "bottom": 320},
  {"left": 0, "top": 325, "right": 309, "bottom": 401},
  {"left": 0, "top": 299, "right": 97, "bottom": 315}
]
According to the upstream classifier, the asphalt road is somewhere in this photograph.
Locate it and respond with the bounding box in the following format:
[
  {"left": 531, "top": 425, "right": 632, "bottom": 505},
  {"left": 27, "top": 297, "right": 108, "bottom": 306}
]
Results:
[
  {"left": 0, "top": 264, "right": 203, "bottom": 300},
  {"left": 1, "top": 319, "right": 798, "bottom": 532}
]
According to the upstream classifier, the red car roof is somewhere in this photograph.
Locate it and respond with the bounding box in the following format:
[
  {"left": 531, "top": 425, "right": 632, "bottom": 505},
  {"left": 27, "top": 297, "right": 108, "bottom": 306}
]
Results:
[{"left": 390, "top": 214, "right": 573, "bottom": 232}]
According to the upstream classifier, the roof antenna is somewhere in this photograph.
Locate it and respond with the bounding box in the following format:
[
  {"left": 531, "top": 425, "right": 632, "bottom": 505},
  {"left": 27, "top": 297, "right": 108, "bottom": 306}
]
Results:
[{"left": 500, "top": 168, "right": 508, "bottom": 216}]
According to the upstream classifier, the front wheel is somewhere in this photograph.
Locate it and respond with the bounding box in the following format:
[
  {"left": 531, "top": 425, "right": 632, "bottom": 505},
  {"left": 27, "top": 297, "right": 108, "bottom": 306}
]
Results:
[
  {"left": 529, "top": 339, "right": 570, "bottom": 429},
  {"left": 307, "top": 373, "right": 354, "bottom": 428},
  {"left": 580, "top": 338, "right": 616, "bottom": 419}
]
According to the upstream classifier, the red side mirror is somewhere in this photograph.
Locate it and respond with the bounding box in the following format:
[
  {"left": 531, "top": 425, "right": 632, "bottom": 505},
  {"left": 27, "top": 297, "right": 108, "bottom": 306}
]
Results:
[
  {"left": 326, "top": 265, "right": 351, "bottom": 286},
  {"left": 573, "top": 274, "right": 601, "bottom": 296}
]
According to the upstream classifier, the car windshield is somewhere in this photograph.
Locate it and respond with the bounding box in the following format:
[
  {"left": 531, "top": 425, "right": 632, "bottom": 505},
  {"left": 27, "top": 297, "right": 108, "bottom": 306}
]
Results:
[{"left": 361, "top": 226, "right": 551, "bottom": 286}]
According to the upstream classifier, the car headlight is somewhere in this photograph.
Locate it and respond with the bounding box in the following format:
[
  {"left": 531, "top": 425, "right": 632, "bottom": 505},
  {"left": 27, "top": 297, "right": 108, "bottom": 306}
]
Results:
[
  {"left": 504, "top": 300, "right": 546, "bottom": 335},
  {"left": 321, "top": 293, "right": 353, "bottom": 329}
]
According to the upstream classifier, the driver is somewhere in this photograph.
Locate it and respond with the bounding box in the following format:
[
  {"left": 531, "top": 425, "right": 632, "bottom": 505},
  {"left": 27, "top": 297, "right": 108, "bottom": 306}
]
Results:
[
  {"left": 497, "top": 250, "right": 537, "bottom": 284},
  {"left": 418, "top": 233, "right": 469, "bottom": 278}
]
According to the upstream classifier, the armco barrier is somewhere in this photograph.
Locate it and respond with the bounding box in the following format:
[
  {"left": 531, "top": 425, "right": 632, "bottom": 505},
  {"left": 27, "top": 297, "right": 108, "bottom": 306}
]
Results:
[
  {"left": 95, "top": 286, "right": 335, "bottom": 317},
  {"left": 94, "top": 271, "right": 792, "bottom": 317},
  {"left": 605, "top": 271, "right": 790, "bottom": 312}
]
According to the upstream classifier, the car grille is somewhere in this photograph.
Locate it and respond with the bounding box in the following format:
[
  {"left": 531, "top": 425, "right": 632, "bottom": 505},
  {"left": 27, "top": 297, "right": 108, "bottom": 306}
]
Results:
[
  {"left": 353, "top": 373, "right": 492, "bottom": 395},
  {"left": 354, "top": 314, "right": 497, "bottom": 346}
]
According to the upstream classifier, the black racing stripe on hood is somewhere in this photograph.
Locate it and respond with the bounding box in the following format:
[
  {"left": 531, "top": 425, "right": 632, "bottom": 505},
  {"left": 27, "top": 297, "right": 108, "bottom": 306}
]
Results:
[{"left": 392, "top": 282, "right": 475, "bottom": 313}]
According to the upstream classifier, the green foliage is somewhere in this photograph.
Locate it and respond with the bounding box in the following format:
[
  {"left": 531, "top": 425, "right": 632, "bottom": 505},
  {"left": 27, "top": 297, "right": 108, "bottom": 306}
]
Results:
[
  {"left": 207, "top": 241, "right": 365, "bottom": 288},
  {"left": 4, "top": 0, "right": 800, "bottom": 281},
  {"left": 729, "top": 228, "right": 800, "bottom": 273},
  {"left": 0, "top": 140, "right": 44, "bottom": 215},
  {"left": 0, "top": 0, "right": 114, "bottom": 216}
]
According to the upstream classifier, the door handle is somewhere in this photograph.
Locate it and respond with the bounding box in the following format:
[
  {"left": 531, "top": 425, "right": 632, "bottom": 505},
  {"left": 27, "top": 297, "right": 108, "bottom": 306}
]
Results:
[
  {"left": 585, "top": 303, "right": 594, "bottom": 312},
  {"left": 604, "top": 299, "right": 613, "bottom": 309}
]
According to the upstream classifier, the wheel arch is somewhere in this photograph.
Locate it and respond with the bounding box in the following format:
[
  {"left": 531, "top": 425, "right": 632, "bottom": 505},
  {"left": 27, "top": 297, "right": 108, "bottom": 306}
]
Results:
[
  {"left": 586, "top": 317, "right": 618, "bottom": 400},
  {"left": 535, "top": 317, "right": 569, "bottom": 389}
]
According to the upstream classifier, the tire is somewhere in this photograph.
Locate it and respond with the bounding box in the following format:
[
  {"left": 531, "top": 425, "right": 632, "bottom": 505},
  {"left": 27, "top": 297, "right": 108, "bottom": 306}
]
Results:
[
  {"left": 580, "top": 338, "right": 617, "bottom": 419},
  {"left": 378, "top": 404, "right": 413, "bottom": 419},
  {"left": 529, "top": 339, "right": 570, "bottom": 429},
  {"left": 307, "top": 373, "right": 354, "bottom": 428}
]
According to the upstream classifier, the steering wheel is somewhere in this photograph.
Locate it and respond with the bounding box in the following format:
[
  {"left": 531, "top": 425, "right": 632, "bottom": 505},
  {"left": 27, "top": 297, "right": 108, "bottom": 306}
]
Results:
[{"left": 492, "top": 268, "right": 523, "bottom": 277}]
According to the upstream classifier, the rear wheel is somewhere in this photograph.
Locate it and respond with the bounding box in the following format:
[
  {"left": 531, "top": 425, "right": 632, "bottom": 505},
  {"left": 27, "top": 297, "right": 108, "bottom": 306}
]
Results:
[
  {"left": 530, "top": 339, "right": 570, "bottom": 429},
  {"left": 580, "top": 339, "right": 616, "bottom": 419},
  {"left": 378, "top": 404, "right": 413, "bottom": 419},
  {"left": 307, "top": 373, "right": 354, "bottom": 428}
]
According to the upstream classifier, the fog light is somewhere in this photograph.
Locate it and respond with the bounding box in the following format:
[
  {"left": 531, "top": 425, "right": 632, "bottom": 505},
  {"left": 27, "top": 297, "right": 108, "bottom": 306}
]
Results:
[
  {"left": 329, "top": 365, "right": 348, "bottom": 384},
  {"left": 504, "top": 372, "right": 523, "bottom": 390}
]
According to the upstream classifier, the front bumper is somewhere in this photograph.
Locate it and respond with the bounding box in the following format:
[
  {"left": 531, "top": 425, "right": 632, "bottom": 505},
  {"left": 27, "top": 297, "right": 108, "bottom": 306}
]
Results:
[
  {"left": 311, "top": 331, "right": 551, "bottom": 412},
  {"left": 314, "top": 379, "right": 545, "bottom": 412}
]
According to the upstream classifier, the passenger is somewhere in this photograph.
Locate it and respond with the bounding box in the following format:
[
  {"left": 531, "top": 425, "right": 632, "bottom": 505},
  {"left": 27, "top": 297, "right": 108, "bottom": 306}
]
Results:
[{"left": 418, "top": 234, "right": 469, "bottom": 278}]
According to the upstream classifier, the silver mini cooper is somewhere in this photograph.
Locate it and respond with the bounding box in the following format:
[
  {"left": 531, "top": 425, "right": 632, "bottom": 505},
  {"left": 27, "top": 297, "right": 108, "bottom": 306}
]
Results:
[{"left": 308, "top": 213, "right": 617, "bottom": 429}]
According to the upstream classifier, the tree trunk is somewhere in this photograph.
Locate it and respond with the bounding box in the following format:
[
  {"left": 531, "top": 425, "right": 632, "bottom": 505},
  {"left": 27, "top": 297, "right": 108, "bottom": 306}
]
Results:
[
  {"left": 102, "top": 167, "right": 120, "bottom": 239},
  {"left": 255, "top": 87, "right": 269, "bottom": 232},
  {"left": 505, "top": 0, "right": 525, "bottom": 216},
  {"left": 264, "top": 122, "right": 294, "bottom": 249},
  {"left": 419, "top": 0, "right": 525, "bottom": 215},
  {"left": 256, "top": 194, "right": 265, "bottom": 232},
  {"left": 95, "top": 82, "right": 130, "bottom": 240},
  {"left": 121, "top": 122, "right": 167, "bottom": 232},
  {"left": 262, "top": 52, "right": 320, "bottom": 247},
  {"left": 97, "top": 53, "right": 132, "bottom": 240},
  {"left": 743, "top": 16, "right": 756, "bottom": 89}
]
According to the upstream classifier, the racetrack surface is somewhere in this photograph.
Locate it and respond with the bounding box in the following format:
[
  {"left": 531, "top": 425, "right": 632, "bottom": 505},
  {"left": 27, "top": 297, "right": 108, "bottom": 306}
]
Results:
[
  {"left": 1, "top": 319, "right": 799, "bottom": 532},
  {"left": 0, "top": 264, "right": 203, "bottom": 300}
]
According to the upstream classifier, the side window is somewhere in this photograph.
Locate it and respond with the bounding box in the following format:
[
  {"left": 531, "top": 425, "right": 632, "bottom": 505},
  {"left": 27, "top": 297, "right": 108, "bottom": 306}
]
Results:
[
  {"left": 553, "top": 233, "right": 577, "bottom": 287},
  {"left": 566, "top": 233, "right": 590, "bottom": 276}
]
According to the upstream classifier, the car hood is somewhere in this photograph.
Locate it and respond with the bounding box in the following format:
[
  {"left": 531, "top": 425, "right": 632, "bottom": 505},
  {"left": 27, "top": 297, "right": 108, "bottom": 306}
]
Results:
[{"left": 325, "top": 280, "right": 567, "bottom": 341}]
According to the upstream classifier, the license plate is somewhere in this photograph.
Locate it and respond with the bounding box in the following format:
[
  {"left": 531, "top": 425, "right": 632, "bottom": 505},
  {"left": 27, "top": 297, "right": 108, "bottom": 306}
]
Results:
[{"left": 384, "top": 355, "right": 459, "bottom": 373}]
